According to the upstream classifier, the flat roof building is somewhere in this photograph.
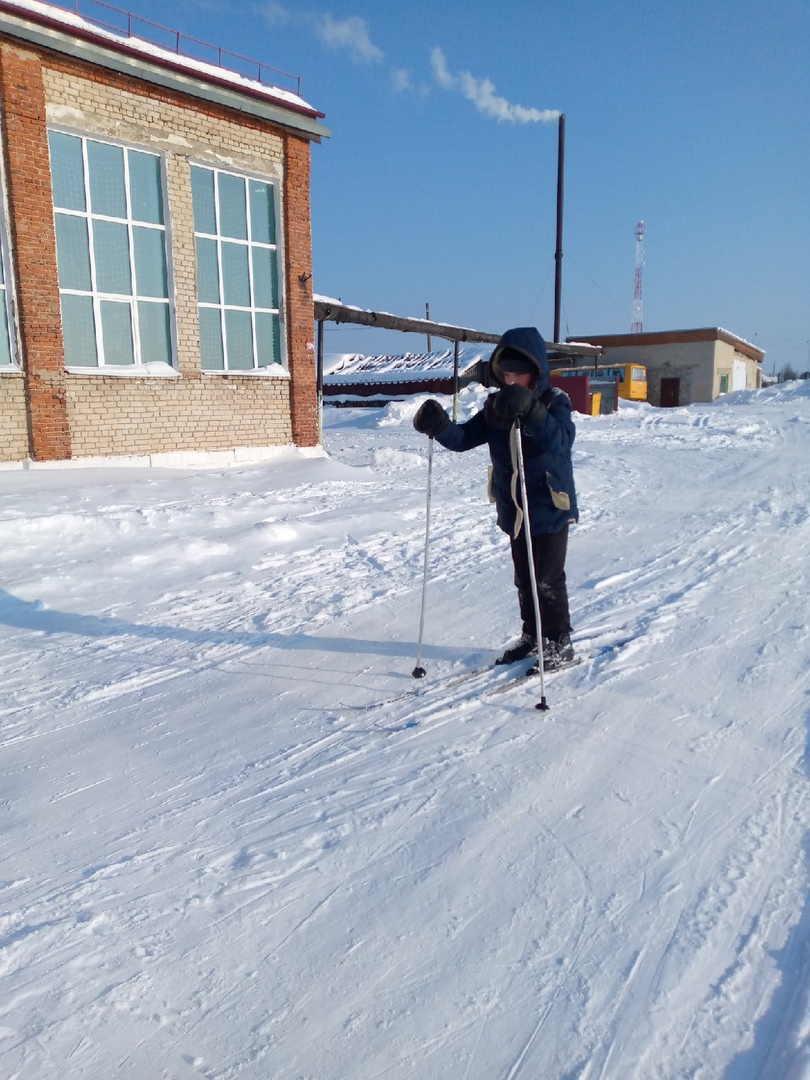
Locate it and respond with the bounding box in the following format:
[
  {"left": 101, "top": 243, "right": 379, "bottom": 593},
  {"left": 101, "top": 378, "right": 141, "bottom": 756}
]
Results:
[{"left": 567, "top": 328, "right": 764, "bottom": 407}]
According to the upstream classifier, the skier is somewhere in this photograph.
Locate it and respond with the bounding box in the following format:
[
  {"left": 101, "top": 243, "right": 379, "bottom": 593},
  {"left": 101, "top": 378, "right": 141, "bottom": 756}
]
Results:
[{"left": 412, "top": 327, "right": 578, "bottom": 670}]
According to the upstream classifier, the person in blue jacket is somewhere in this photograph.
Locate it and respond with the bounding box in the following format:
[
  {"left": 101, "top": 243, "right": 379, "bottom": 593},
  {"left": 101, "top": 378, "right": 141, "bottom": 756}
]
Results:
[{"left": 413, "top": 327, "right": 578, "bottom": 669}]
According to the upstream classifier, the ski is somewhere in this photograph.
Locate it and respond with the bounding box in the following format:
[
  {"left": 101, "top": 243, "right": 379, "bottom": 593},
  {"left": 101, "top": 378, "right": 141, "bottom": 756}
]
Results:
[
  {"left": 344, "top": 636, "right": 633, "bottom": 716},
  {"left": 483, "top": 655, "right": 582, "bottom": 698},
  {"left": 483, "top": 637, "right": 632, "bottom": 702},
  {"left": 369, "top": 657, "right": 577, "bottom": 731},
  {"left": 340, "top": 660, "right": 507, "bottom": 712}
]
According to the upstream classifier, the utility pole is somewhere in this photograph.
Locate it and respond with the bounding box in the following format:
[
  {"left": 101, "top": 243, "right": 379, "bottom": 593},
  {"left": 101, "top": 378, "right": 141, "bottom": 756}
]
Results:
[
  {"left": 631, "top": 221, "right": 645, "bottom": 333},
  {"left": 553, "top": 113, "right": 565, "bottom": 344}
]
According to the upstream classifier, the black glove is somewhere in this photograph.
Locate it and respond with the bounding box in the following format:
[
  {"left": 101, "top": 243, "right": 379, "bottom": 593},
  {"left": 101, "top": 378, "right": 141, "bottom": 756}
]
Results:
[
  {"left": 491, "top": 384, "right": 548, "bottom": 426},
  {"left": 484, "top": 392, "right": 513, "bottom": 430},
  {"left": 413, "top": 399, "right": 450, "bottom": 437}
]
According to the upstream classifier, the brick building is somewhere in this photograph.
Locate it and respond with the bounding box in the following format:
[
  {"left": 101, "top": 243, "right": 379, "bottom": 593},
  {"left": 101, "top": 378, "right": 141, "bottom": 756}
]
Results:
[{"left": 0, "top": 0, "right": 328, "bottom": 466}]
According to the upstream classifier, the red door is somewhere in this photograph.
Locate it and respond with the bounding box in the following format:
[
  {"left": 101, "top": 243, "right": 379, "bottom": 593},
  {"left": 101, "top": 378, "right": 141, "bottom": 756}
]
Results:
[{"left": 660, "top": 377, "right": 680, "bottom": 407}]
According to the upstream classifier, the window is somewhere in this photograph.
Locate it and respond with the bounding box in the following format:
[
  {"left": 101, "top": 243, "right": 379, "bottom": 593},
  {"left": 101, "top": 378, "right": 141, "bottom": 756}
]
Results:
[
  {"left": 0, "top": 159, "right": 16, "bottom": 368},
  {"left": 191, "top": 164, "right": 282, "bottom": 371},
  {"left": 0, "top": 219, "right": 15, "bottom": 368},
  {"left": 48, "top": 131, "right": 172, "bottom": 369},
  {"left": 719, "top": 374, "right": 729, "bottom": 394}
]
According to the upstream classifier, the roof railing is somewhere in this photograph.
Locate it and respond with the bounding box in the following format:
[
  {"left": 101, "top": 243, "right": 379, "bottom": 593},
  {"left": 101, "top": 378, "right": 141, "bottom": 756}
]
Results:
[{"left": 54, "top": 0, "right": 301, "bottom": 94}]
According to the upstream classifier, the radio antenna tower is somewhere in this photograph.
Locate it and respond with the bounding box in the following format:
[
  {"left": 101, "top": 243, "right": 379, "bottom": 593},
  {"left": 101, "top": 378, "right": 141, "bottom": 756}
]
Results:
[{"left": 631, "top": 220, "right": 645, "bottom": 333}]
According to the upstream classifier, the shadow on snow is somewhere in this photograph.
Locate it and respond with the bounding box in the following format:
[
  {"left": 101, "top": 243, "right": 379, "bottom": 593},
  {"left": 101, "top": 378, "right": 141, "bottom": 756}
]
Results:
[{"left": 0, "top": 588, "right": 466, "bottom": 664}]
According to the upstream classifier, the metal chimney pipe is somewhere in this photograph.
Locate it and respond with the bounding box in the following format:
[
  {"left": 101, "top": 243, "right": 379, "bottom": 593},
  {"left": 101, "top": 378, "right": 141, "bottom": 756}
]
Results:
[{"left": 553, "top": 113, "right": 565, "bottom": 344}]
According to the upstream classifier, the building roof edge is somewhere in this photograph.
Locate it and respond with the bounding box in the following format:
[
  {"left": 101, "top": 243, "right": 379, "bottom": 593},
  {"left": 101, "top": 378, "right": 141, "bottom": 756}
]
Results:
[
  {"left": 0, "top": 0, "right": 329, "bottom": 140},
  {"left": 568, "top": 328, "right": 765, "bottom": 363}
]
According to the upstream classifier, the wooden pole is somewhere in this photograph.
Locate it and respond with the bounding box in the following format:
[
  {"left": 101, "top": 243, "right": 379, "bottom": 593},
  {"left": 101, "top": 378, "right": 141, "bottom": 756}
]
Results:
[
  {"left": 426, "top": 303, "right": 431, "bottom": 352},
  {"left": 554, "top": 113, "right": 565, "bottom": 345}
]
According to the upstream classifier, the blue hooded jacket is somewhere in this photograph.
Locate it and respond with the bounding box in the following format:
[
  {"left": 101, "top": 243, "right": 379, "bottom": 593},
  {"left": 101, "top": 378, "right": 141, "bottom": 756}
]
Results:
[{"left": 435, "top": 327, "right": 578, "bottom": 536}]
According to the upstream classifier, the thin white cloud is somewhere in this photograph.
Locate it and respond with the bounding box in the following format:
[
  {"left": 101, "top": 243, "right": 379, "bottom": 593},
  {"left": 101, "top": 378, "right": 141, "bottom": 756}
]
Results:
[
  {"left": 260, "top": 1, "right": 292, "bottom": 25},
  {"left": 391, "top": 67, "right": 412, "bottom": 93},
  {"left": 430, "top": 46, "right": 560, "bottom": 124},
  {"left": 314, "top": 13, "right": 384, "bottom": 64},
  {"left": 258, "top": 4, "right": 383, "bottom": 65}
]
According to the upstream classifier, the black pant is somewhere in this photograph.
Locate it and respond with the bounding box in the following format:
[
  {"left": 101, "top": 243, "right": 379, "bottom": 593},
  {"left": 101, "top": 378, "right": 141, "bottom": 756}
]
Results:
[{"left": 510, "top": 524, "right": 571, "bottom": 643}]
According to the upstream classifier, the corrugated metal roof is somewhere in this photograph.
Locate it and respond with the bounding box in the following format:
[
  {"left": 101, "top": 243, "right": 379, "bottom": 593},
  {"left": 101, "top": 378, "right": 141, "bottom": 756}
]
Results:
[{"left": 323, "top": 347, "right": 489, "bottom": 385}]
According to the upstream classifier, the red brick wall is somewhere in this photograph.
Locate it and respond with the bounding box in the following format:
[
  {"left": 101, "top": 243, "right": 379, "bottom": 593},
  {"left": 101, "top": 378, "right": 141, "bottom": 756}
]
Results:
[
  {"left": 0, "top": 34, "right": 321, "bottom": 462},
  {"left": 0, "top": 43, "right": 70, "bottom": 460},
  {"left": 284, "top": 134, "right": 318, "bottom": 447}
]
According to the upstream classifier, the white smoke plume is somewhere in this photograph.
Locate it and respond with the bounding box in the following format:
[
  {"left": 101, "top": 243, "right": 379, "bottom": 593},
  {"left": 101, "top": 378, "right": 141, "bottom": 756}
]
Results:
[
  {"left": 430, "top": 46, "right": 560, "bottom": 123},
  {"left": 316, "top": 14, "right": 383, "bottom": 64},
  {"left": 260, "top": 4, "right": 383, "bottom": 65},
  {"left": 391, "top": 68, "right": 412, "bottom": 92}
]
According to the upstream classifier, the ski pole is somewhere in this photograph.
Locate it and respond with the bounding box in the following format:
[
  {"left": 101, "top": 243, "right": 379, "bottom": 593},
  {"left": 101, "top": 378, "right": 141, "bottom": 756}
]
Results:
[
  {"left": 514, "top": 420, "right": 549, "bottom": 711},
  {"left": 412, "top": 435, "right": 434, "bottom": 678}
]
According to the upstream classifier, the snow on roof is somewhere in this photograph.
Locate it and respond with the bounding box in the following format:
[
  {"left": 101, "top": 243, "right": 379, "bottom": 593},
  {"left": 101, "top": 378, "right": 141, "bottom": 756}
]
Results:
[
  {"left": 716, "top": 327, "right": 762, "bottom": 354},
  {"left": 323, "top": 348, "right": 491, "bottom": 385},
  {"left": 1, "top": 0, "right": 322, "bottom": 118},
  {"left": 569, "top": 327, "right": 764, "bottom": 359}
]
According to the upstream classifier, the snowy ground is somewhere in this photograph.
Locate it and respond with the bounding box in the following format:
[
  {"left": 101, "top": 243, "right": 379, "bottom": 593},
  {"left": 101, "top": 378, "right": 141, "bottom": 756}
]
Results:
[{"left": 3, "top": 382, "right": 810, "bottom": 1079}]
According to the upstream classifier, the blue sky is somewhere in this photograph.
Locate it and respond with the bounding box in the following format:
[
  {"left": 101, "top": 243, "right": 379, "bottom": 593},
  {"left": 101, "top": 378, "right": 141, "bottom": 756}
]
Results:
[{"left": 58, "top": 0, "right": 810, "bottom": 371}]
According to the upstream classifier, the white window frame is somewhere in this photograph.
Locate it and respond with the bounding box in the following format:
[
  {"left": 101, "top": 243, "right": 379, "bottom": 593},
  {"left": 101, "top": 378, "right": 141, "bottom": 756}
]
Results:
[
  {"left": 48, "top": 128, "right": 175, "bottom": 372},
  {"left": 0, "top": 204, "right": 19, "bottom": 370},
  {"left": 0, "top": 116, "right": 19, "bottom": 371},
  {"left": 191, "top": 162, "right": 286, "bottom": 374}
]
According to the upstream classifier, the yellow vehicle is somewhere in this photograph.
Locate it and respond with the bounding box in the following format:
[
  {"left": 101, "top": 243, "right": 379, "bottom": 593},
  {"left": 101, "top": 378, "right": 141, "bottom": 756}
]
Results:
[{"left": 550, "top": 363, "right": 648, "bottom": 402}]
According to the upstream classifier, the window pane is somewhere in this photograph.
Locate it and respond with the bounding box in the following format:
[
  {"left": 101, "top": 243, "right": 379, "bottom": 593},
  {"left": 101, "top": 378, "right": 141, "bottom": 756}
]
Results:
[
  {"left": 49, "top": 132, "right": 86, "bottom": 211},
  {"left": 128, "top": 150, "right": 164, "bottom": 224},
  {"left": 224, "top": 309, "right": 253, "bottom": 369},
  {"left": 93, "top": 220, "right": 132, "bottom": 295},
  {"left": 133, "top": 226, "right": 168, "bottom": 297},
  {"left": 255, "top": 312, "right": 281, "bottom": 367},
  {"left": 249, "top": 180, "right": 275, "bottom": 244},
  {"left": 55, "top": 214, "right": 92, "bottom": 291},
  {"left": 0, "top": 302, "right": 12, "bottom": 366},
  {"left": 218, "top": 172, "right": 247, "bottom": 239},
  {"left": 191, "top": 166, "right": 216, "bottom": 234},
  {"left": 87, "top": 140, "right": 126, "bottom": 218},
  {"left": 195, "top": 237, "right": 220, "bottom": 303},
  {"left": 221, "top": 242, "right": 250, "bottom": 306},
  {"left": 61, "top": 294, "right": 98, "bottom": 366},
  {"left": 138, "top": 301, "right": 171, "bottom": 365},
  {"left": 199, "top": 307, "right": 224, "bottom": 370},
  {"left": 100, "top": 300, "right": 134, "bottom": 365},
  {"left": 251, "top": 246, "right": 278, "bottom": 309}
]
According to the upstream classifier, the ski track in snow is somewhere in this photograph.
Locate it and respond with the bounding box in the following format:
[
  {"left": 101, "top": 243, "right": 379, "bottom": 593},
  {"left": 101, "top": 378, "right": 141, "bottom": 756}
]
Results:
[{"left": 2, "top": 387, "right": 810, "bottom": 1078}]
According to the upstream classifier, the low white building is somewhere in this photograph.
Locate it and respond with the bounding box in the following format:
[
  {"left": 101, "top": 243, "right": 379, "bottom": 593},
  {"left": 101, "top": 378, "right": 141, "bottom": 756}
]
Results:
[{"left": 568, "top": 328, "right": 764, "bottom": 407}]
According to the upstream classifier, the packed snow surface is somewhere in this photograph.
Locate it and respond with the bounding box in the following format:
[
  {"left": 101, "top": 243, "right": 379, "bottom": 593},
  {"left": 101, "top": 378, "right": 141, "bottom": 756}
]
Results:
[{"left": 3, "top": 382, "right": 810, "bottom": 1079}]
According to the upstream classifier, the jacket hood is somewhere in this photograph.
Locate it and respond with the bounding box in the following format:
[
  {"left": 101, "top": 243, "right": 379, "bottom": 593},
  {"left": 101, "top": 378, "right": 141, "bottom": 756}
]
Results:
[{"left": 489, "top": 327, "right": 549, "bottom": 392}]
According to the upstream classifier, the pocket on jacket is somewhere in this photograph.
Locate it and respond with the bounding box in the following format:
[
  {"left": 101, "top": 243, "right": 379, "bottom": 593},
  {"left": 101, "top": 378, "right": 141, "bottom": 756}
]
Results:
[{"left": 546, "top": 472, "right": 570, "bottom": 511}]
